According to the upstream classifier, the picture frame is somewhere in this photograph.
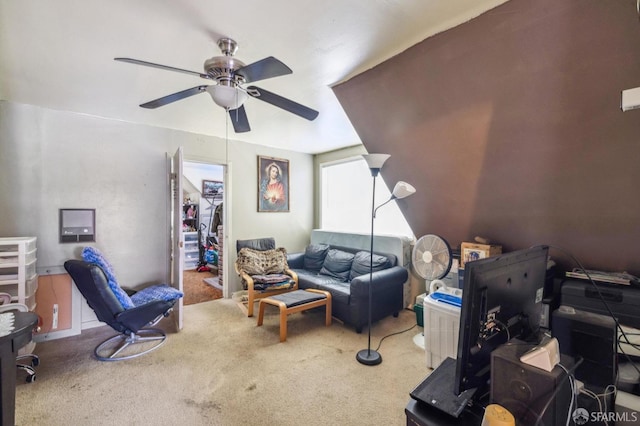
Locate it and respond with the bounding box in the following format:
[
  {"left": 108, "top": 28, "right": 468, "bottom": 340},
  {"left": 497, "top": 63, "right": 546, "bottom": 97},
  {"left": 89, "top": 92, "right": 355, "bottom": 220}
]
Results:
[
  {"left": 202, "top": 180, "right": 223, "bottom": 199},
  {"left": 258, "top": 155, "right": 290, "bottom": 212}
]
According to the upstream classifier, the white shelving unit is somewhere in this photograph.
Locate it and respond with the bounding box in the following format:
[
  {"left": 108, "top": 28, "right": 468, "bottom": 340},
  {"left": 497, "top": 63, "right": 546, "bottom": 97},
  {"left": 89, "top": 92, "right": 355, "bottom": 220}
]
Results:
[
  {"left": 0, "top": 237, "right": 38, "bottom": 310},
  {"left": 184, "top": 231, "right": 199, "bottom": 270}
]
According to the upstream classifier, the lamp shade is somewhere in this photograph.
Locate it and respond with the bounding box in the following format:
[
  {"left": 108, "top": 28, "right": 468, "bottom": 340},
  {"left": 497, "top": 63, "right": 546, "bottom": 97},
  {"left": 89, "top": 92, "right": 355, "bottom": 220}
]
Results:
[
  {"left": 206, "top": 85, "right": 248, "bottom": 109},
  {"left": 362, "top": 154, "right": 390, "bottom": 170},
  {"left": 392, "top": 181, "right": 416, "bottom": 199}
]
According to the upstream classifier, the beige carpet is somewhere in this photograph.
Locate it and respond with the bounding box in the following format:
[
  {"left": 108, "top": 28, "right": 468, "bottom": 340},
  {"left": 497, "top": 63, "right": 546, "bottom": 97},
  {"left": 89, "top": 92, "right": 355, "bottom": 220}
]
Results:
[{"left": 16, "top": 299, "right": 428, "bottom": 426}]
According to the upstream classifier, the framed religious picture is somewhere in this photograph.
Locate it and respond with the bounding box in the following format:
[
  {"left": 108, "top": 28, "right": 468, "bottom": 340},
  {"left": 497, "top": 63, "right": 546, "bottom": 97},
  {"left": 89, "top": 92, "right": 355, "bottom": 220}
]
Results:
[
  {"left": 202, "top": 180, "right": 223, "bottom": 199},
  {"left": 258, "top": 155, "right": 290, "bottom": 212}
]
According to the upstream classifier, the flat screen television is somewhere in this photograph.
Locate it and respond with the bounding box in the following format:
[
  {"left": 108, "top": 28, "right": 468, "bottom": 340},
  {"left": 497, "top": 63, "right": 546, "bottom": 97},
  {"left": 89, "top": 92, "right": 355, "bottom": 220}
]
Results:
[{"left": 454, "top": 245, "right": 549, "bottom": 397}]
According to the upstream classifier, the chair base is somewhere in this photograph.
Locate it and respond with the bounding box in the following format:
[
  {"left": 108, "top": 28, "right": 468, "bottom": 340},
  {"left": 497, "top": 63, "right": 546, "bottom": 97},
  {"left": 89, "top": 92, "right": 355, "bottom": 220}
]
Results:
[
  {"left": 95, "top": 328, "right": 167, "bottom": 361},
  {"left": 17, "top": 354, "right": 39, "bottom": 383}
]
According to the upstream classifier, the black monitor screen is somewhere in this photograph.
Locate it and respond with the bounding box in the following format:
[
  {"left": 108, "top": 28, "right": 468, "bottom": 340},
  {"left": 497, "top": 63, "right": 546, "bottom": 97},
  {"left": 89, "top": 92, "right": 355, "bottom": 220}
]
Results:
[{"left": 454, "top": 245, "right": 548, "bottom": 396}]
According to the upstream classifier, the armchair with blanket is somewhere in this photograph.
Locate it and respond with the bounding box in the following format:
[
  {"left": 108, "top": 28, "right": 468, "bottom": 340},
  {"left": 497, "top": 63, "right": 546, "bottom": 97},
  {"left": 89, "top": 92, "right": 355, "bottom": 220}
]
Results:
[{"left": 235, "top": 238, "right": 298, "bottom": 317}]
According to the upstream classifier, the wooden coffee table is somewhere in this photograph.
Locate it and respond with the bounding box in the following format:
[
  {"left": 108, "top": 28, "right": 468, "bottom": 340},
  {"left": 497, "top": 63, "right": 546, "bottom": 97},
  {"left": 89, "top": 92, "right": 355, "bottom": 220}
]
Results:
[{"left": 257, "top": 289, "right": 332, "bottom": 342}]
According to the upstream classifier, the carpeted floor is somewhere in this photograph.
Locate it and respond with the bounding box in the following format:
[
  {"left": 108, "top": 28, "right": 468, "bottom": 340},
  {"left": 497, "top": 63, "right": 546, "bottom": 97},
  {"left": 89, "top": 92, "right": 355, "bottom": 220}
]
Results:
[
  {"left": 16, "top": 299, "right": 428, "bottom": 426},
  {"left": 183, "top": 269, "right": 222, "bottom": 305}
]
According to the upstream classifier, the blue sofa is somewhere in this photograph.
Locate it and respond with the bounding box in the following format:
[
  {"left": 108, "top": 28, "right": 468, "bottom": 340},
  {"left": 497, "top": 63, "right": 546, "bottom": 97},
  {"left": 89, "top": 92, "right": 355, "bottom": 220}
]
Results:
[{"left": 287, "top": 243, "right": 409, "bottom": 333}]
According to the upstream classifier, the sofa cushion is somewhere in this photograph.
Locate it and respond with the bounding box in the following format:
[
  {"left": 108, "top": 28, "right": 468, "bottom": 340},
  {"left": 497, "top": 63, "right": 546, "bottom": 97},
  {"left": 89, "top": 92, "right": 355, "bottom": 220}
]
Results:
[
  {"left": 349, "top": 251, "right": 391, "bottom": 281},
  {"left": 315, "top": 280, "right": 351, "bottom": 306},
  {"left": 236, "top": 247, "right": 288, "bottom": 275},
  {"left": 319, "top": 249, "right": 355, "bottom": 282},
  {"left": 303, "top": 243, "right": 330, "bottom": 272}
]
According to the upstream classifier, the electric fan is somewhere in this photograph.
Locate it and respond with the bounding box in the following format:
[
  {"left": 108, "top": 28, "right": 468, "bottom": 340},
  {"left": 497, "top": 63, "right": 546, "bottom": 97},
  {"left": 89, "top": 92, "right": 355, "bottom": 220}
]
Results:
[
  {"left": 412, "top": 234, "right": 453, "bottom": 283},
  {"left": 411, "top": 234, "right": 453, "bottom": 349}
]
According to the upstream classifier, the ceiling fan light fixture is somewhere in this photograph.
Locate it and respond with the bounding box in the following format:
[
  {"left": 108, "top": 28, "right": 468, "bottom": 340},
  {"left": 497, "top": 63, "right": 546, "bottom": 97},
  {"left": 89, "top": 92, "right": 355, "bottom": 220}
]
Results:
[{"left": 206, "top": 85, "right": 248, "bottom": 109}]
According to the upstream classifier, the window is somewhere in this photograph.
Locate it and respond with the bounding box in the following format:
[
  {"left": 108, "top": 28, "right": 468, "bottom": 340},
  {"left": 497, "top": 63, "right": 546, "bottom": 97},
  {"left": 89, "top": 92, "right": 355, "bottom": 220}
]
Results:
[{"left": 320, "top": 157, "right": 414, "bottom": 238}]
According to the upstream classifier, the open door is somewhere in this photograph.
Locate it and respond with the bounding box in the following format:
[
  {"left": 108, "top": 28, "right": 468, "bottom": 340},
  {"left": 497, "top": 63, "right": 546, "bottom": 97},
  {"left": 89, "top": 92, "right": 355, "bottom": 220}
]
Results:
[{"left": 171, "top": 147, "right": 184, "bottom": 330}]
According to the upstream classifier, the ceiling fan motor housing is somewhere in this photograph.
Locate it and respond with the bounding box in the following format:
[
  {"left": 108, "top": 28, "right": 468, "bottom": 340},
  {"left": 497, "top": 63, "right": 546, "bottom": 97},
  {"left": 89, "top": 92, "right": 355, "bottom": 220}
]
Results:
[{"left": 204, "top": 56, "right": 246, "bottom": 85}]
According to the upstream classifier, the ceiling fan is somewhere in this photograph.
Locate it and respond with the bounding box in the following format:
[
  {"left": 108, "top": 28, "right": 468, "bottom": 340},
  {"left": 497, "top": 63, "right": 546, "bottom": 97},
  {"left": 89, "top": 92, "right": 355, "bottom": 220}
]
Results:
[{"left": 115, "top": 38, "right": 319, "bottom": 133}]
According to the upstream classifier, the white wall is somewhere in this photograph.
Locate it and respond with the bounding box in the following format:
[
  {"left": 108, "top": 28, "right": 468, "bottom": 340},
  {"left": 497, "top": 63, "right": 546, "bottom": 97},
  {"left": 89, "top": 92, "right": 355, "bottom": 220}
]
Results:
[
  {"left": 228, "top": 135, "right": 314, "bottom": 254},
  {"left": 0, "top": 100, "right": 314, "bottom": 295}
]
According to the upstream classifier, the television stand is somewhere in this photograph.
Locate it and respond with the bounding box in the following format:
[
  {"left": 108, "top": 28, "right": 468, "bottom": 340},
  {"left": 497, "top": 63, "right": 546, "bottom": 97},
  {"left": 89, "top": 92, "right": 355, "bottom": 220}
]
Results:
[
  {"left": 409, "top": 357, "right": 479, "bottom": 418},
  {"left": 405, "top": 398, "right": 485, "bottom": 426}
]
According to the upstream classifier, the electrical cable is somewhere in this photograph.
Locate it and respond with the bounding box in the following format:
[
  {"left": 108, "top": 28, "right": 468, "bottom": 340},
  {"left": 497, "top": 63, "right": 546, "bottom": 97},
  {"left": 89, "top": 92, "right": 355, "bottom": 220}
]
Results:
[
  {"left": 580, "top": 387, "right": 605, "bottom": 425},
  {"left": 533, "top": 357, "right": 583, "bottom": 426},
  {"left": 493, "top": 318, "right": 511, "bottom": 342},
  {"left": 374, "top": 312, "right": 417, "bottom": 352},
  {"left": 558, "top": 363, "right": 577, "bottom": 426}
]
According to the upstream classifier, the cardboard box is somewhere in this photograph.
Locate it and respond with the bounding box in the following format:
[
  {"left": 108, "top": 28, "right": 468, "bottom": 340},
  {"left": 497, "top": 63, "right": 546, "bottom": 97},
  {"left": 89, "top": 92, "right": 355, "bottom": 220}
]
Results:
[{"left": 460, "top": 242, "right": 502, "bottom": 268}]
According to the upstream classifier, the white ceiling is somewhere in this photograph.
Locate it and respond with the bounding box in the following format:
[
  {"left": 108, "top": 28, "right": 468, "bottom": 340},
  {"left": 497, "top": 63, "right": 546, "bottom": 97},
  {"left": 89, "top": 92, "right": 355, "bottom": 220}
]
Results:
[{"left": 0, "top": 0, "right": 506, "bottom": 154}]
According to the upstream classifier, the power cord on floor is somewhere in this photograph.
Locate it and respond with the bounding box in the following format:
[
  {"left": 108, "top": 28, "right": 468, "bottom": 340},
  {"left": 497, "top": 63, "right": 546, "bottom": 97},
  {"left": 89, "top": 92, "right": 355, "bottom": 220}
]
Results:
[{"left": 374, "top": 310, "right": 418, "bottom": 351}]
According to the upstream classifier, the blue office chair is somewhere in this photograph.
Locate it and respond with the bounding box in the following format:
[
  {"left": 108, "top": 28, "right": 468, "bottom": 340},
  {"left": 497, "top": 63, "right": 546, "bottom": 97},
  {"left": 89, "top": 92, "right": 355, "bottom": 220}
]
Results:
[{"left": 64, "top": 247, "right": 183, "bottom": 361}]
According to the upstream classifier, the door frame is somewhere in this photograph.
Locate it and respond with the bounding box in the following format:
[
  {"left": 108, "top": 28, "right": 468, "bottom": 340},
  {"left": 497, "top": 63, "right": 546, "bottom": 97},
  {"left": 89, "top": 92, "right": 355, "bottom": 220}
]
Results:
[{"left": 180, "top": 157, "right": 231, "bottom": 300}]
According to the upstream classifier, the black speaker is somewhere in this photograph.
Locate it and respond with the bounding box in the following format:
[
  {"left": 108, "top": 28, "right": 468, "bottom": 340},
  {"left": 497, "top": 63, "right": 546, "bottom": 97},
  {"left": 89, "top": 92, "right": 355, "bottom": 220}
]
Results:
[
  {"left": 491, "top": 341, "right": 572, "bottom": 426},
  {"left": 551, "top": 306, "right": 617, "bottom": 391}
]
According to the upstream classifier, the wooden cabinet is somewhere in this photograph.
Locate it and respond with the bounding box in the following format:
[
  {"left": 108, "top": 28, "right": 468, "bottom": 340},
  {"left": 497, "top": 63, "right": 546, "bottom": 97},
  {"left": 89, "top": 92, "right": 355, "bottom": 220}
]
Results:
[{"left": 0, "top": 237, "right": 38, "bottom": 310}]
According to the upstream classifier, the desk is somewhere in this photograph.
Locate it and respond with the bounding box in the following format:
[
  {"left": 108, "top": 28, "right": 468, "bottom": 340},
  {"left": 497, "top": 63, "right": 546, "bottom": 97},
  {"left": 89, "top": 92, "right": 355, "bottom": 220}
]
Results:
[{"left": 0, "top": 311, "right": 38, "bottom": 426}]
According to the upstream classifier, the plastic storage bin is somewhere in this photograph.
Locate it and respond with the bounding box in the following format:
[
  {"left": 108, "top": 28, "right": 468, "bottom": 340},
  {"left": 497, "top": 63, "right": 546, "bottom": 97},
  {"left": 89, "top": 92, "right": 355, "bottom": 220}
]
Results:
[{"left": 424, "top": 287, "right": 462, "bottom": 369}]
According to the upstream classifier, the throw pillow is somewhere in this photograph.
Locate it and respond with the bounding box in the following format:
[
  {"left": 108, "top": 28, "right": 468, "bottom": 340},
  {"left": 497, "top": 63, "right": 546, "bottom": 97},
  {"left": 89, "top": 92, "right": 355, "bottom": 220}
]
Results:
[
  {"left": 236, "top": 247, "right": 288, "bottom": 276},
  {"left": 303, "top": 243, "right": 330, "bottom": 272},
  {"left": 349, "top": 251, "right": 390, "bottom": 281},
  {"left": 319, "top": 249, "right": 355, "bottom": 282},
  {"left": 81, "top": 247, "right": 135, "bottom": 309}
]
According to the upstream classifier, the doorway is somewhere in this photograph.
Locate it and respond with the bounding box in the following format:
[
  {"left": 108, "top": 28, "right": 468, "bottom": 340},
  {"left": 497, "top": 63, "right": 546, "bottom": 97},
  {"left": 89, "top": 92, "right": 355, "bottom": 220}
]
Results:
[{"left": 182, "top": 161, "right": 224, "bottom": 305}]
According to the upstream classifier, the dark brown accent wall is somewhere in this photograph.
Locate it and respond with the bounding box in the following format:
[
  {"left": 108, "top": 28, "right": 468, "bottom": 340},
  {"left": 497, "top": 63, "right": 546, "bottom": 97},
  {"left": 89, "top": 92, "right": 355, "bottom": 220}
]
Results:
[{"left": 333, "top": 0, "right": 640, "bottom": 275}]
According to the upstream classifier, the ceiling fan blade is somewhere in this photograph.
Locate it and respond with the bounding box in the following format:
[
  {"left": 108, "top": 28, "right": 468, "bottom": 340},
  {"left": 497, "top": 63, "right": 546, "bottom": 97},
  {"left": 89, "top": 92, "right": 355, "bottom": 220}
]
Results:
[
  {"left": 247, "top": 86, "right": 319, "bottom": 121},
  {"left": 235, "top": 57, "right": 292, "bottom": 83},
  {"left": 140, "top": 86, "right": 208, "bottom": 109},
  {"left": 115, "top": 58, "right": 211, "bottom": 80},
  {"left": 228, "top": 105, "right": 251, "bottom": 133}
]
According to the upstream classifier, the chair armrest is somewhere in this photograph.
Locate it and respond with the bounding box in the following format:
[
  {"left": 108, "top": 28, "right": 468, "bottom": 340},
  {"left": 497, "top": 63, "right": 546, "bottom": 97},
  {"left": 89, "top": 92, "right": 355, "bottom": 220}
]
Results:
[
  {"left": 285, "top": 268, "right": 299, "bottom": 289},
  {"left": 350, "top": 266, "right": 408, "bottom": 297},
  {"left": 0, "top": 292, "right": 12, "bottom": 305},
  {"left": 115, "top": 300, "right": 175, "bottom": 332},
  {"left": 286, "top": 253, "right": 305, "bottom": 269},
  {"left": 0, "top": 303, "right": 29, "bottom": 313},
  {"left": 239, "top": 270, "right": 256, "bottom": 291}
]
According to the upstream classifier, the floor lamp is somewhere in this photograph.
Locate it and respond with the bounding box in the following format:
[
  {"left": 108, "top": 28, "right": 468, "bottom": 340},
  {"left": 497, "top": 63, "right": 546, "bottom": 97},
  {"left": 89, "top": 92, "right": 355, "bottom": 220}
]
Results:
[{"left": 356, "top": 153, "right": 416, "bottom": 366}]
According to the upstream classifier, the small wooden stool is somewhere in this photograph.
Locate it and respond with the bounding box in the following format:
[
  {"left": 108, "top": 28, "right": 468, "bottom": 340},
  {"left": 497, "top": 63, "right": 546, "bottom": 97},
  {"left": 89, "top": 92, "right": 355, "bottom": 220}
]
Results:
[{"left": 257, "top": 289, "right": 332, "bottom": 342}]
